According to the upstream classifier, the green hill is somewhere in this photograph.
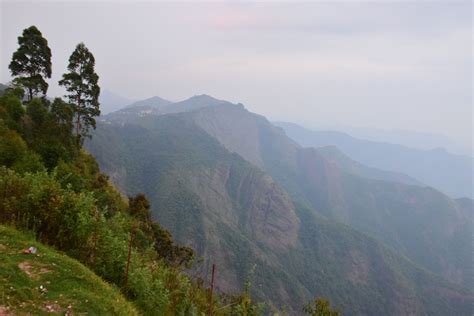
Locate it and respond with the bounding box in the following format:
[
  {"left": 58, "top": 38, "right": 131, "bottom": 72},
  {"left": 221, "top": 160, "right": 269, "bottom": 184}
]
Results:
[
  {"left": 0, "top": 225, "right": 139, "bottom": 315},
  {"left": 88, "top": 107, "right": 474, "bottom": 314}
]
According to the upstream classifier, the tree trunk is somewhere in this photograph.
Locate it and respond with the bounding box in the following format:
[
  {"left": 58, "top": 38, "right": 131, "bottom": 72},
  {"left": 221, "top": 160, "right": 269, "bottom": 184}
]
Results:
[{"left": 28, "top": 88, "right": 33, "bottom": 103}]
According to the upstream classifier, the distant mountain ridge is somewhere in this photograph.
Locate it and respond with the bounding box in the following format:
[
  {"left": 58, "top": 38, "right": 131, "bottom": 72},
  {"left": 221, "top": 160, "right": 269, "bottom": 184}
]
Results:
[
  {"left": 104, "top": 97, "right": 419, "bottom": 187},
  {"left": 122, "top": 94, "right": 231, "bottom": 113},
  {"left": 105, "top": 94, "right": 233, "bottom": 124},
  {"left": 314, "top": 146, "right": 422, "bottom": 186},
  {"left": 98, "top": 89, "right": 134, "bottom": 115},
  {"left": 335, "top": 126, "right": 471, "bottom": 156},
  {"left": 124, "top": 95, "right": 172, "bottom": 109},
  {"left": 275, "top": 122, "right": 474, "bottom": 198}
]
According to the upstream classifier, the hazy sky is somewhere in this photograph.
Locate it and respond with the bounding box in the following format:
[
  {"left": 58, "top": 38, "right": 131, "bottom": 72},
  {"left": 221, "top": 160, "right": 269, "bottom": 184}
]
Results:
[{"left": 1, "top": 0, "right": 472, "bottom": 149}]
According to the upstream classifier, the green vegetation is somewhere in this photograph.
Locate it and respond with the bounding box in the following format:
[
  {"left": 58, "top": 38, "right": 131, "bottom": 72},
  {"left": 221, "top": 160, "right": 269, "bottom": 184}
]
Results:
[
  {"left": 0, "top": 25, "right": 264, "bottom": 315},
  {"left": 303, "top": 298, "right": 340, "bottom": 316},
  {"left": 59, "top": 42, "right": 101, "bottom": 143},
  {"left": 0, "top": 225, "right": 139, "bottom": 315},
  {"left": 0, "top": 91, "right": 211, "bottom": 314}
]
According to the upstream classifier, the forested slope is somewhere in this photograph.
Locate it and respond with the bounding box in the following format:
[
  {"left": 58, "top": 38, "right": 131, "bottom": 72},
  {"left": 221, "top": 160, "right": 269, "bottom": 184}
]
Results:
[{"left": 88, "top": 107, "right": 474, "bottom": 314}]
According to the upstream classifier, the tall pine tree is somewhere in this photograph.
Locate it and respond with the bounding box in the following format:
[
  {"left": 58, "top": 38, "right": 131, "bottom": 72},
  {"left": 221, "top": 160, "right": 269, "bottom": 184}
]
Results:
[
  {"left": 9, "top": 26, "right": 52, "bottom": 102},
  {"left": 59, "top": 43, "right": 100, "bottom": 145}
]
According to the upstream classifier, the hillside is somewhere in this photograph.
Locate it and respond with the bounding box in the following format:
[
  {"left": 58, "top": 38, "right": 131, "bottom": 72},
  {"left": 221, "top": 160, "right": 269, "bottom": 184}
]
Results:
[
  {"left": 336, "top": 126, "right": 471, "bottom": 156},
  {"left": 87, "top": 103, "right": 474, "bottom": 314},
  {"left": 0, "top": 225, "right": 138, "bottom": 315},
  {"left": 275, "top": 122, "right": 474, "bottom": 198},
  {"left": 175, "top": 100, "right": 473, "bottom": 290},
  {"left": 314, "top": 146, "right": 421, "bottom": 186}
]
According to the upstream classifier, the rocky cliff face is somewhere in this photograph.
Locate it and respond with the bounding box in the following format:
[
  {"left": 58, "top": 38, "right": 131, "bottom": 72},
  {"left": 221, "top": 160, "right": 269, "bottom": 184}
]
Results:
[
  {"left": 185, "top": 162, "right": 300, "bottom": 252},
  {"left": 86, "top": 115, "right": 301, "bottom": 298},
  {"left": 181, "top": 102, "right": 473, "bottom": 291},
  {"left": 191, "top": 104, "right": 270, "bottom": 168}
]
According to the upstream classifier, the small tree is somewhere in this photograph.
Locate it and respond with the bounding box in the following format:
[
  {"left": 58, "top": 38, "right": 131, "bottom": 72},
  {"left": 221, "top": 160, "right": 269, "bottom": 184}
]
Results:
[
  {"left": 9, "top": 26, "right": 52, "bottom": 101},
  {"left": 59, "top": 43, "right": 100, "bottom": 145},
  {"left": 303, "top": 297, "right": 340, "bottom": 316},
  {"left": 50, "top": 97, "right": 74, "bottom": 131},
  {"left": 129, "top": 193, "right": 151, "bottom": 223}
]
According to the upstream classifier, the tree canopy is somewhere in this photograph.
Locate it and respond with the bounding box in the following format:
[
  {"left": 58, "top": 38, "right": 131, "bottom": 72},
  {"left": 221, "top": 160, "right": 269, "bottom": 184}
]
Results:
[
  {"left": 9, "top": 26, "right": 52, "bottom": 101},
  {"left": 59, "top": 42, "right": 100, "bottom": 144},
  {"left": 303, "top": 297, "right": 340, "bottom": 316}
]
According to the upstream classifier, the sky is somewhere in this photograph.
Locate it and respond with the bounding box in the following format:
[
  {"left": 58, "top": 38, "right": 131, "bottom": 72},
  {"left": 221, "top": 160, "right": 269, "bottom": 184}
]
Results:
[{"left": 1, "top": 0, "right": 472, "bottom": 151}]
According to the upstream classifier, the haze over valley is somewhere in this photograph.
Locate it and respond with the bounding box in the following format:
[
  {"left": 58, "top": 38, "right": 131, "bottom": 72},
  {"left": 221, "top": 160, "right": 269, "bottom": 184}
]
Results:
[{"left": 1, "top": 1, "right": 472, "bottom": 315}]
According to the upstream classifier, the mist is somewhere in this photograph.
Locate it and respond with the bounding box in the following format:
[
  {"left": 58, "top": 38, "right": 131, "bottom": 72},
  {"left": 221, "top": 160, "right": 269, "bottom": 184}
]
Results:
[{"left": 1, "top": 0, "right": 472, "bottom": 151}]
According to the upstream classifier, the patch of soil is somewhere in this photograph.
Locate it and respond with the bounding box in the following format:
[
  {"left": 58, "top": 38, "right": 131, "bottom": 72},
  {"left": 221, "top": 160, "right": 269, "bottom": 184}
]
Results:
[
  {"left": 0, "top": 244, "right": 7, "bottom": 251},
  {"left": 18, "top": 261, "right": 51, "bottom": 280},
  {"left": 44, "top": 302, "right": 63, "bottom": 313},
  {"left": 18, "top": 261, "right": 36, "bottom": 279},
  {"left": 39, "top": 267, "right": 50, "bottom": 275}
]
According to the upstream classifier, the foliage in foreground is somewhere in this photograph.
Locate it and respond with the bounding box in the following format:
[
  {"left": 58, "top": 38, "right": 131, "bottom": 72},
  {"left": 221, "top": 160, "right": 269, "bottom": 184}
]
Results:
[
  {"left": 0, "top": 88, "right": 264, "bottom": 314},
  {"left": 303, "top": 298, "right": 340, "bottom": 316},
  {"left": 0, "top": 224, "right": 139, "bottom": 315}
]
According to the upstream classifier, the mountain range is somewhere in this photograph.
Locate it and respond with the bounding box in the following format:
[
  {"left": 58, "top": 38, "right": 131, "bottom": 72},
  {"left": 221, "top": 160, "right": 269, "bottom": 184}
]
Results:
[
  {"left": 326, "top": 126, "right": 471, "bottom": 156},
  {"left": 275, "top": 122, "right": 473, "bottom": 199},
  {"left": 86, "top": 95, "right": 473, "bottom": 315}
]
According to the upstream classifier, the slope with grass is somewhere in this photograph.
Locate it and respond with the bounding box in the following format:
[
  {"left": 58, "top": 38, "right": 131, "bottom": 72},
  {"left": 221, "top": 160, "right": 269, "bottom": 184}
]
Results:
[{"left": 0, "top": 225, "right": 139, "bottom": 315}]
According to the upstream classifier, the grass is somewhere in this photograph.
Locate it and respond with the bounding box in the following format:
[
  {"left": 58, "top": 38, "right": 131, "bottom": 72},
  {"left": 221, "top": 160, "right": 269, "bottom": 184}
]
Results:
[{"left": 0, "top": 225, "right": 139, "bottom": 315}]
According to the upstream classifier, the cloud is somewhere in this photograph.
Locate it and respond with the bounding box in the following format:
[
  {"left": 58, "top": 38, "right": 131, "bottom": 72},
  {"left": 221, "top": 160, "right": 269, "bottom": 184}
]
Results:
[{"left": 1, "top": 1, "right": 471, "bottom": 149}]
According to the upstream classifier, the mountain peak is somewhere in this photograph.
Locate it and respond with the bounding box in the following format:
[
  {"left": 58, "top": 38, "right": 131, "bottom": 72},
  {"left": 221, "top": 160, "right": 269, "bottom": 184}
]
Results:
[
  {"left": 180, "top": 94, "right": 228, "bottom": 106},
  {"left": 190, "top": 94, "right": 217, "bottom": 100},
  {"left": 125, "top": 95, "right": 172, "bottom": 109}
]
